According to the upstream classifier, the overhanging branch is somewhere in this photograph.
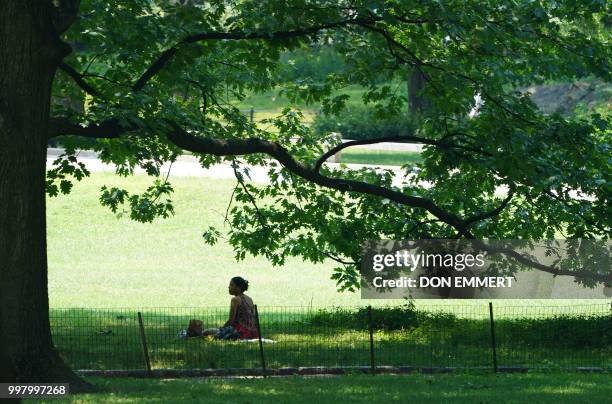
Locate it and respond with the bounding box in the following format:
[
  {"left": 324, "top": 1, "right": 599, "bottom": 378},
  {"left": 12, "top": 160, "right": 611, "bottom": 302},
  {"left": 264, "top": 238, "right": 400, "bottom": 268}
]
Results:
[
  {"left": 315, "top": 135, "right": 429, "bottom": 172},
  {"left": 314, "top": 134, "right": 492, "bottom": 172},
  {"left": 162, "top": 119, "right": 469, "bottom": 235},
  {"left": 132, "top": 17, "right": 377, "bottom": 92},
  {"left": 58, "top": 62, "right": 100, "bottom": 97},
  {"left": 470, "top": 239, "right": 611, "bottom": 284},
  {"left": 48, "top": 117, "right": 123, "bottom": 138},
  {"left": 48, "top": 117, "right": 609, "bottom": 284},
  {"left": 462, "top": 184, "right": 516, "bottom": 227}
]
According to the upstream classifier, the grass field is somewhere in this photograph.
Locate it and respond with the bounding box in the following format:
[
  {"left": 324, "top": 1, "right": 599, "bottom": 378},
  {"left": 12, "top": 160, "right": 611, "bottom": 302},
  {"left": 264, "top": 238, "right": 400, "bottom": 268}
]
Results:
[
  {"left": 49, "top": 305, "right": 610, "bottom": 371},
  {"left": 46, "top": 171, "right": 605, "bottom": 311},
  {"left": 46, "top": 172, "right": 610, "bottom": 372},
  {"left": 35, "top": 373, "right": 612, "bottom": 403},
  {"left": 235, "top": 84, "right": 374, "bottom": 111},
  {"left": 339, "top": 150, "right": 422, "bottom": 166},
  {"left": 230, "top": 84, "right": 371, "bottom": 129},
  {"left": 40, "top": 78, "right": 611, "bottom": 404},
  {"left": 47, "top": 172, "right": 371, "bottom": 308}
]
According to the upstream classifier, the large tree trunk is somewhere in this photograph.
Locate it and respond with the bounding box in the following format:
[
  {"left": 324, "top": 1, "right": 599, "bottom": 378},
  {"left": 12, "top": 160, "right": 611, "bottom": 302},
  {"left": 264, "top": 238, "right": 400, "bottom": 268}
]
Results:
[{"left": 0, "top": 2, "right": 91, "bottom": 391}]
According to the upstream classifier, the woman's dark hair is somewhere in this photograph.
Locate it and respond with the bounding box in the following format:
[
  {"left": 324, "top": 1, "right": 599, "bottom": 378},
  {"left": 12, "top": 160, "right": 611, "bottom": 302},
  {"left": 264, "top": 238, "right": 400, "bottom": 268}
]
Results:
[{"left": 231, "top": 276, "right": 249, "bottom": 292}]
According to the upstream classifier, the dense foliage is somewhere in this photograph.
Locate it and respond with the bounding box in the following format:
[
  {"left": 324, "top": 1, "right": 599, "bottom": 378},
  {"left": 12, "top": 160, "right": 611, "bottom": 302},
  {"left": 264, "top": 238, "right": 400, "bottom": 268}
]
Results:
[
  {"left": 307, "top": 305, "right": 611, "bottom": 348},
  {"left": 312, "top": 103, "right": 417, "bottom": 140},
  {"left": 49, "top": 0, "right": 611, "bottom": 291},
  {"left": 279, "top": 45, "right": 347, "bottom": 83}
]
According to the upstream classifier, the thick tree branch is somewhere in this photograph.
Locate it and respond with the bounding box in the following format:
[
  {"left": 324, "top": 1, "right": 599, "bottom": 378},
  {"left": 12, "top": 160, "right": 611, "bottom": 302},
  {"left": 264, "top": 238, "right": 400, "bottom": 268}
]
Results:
[
  {"left": 462, "top": 184, "right": 515, "bottom": 227},
  {"left": 162, "top": 120, "right": 469, "bottom": 235},
  {"left": 314, "top": 135, "right": 492, "bottom": 172},
  {"left": 132, "top": 17, "right": 376, "bottom": 92},
  {"left": 48, "top": 117, "right": 123, "bottom": 138},
  {"left": 49, "top": 118, "right": 450, "bottom": 232},
  {"left": 469, "top": 239, "right": 611, "bottom": 284},
  {"left": 48, "top": 117, "right": 608, "bottom": 284},
  {"left": 45, "top": 116, "right": 507, "bottom": 241},
  {"left": 58, "top": 17, "right": 377, "bottom": 97},
  {"left": 58, "top": 62, "right": 101, "bottom": 97}
]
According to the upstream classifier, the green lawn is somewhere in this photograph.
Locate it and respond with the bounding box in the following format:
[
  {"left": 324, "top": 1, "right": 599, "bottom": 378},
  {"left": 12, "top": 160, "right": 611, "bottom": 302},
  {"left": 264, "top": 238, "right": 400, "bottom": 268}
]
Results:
[
  {"left": 46, "top": 171, "right": 604, "bottom": 311},
  {"left": 46, "top": 172, "right": 610, "bottom": 375},
  {"left": 338, "top": 149, "right": 422, "bottom": 166},
  {"left": 49, "top": 306, "right": 610, "bottom": 371},
  {"left": 47, "top": 172, "right": 354, "bottom": 308},
  {"left": 47, "top": 173, "right": 602, "bottom": 310},
  {"left": 34, "top": 373, "right": 612, "bottom": 403},
  {"left": 181, "top": 150, "right": 422, "bottom": 167},
  {"left": 230, "top": 84, "right": 370, "bottom": 129},
  {"left": 234, "top": 84, "right": 373, "bottom": 111}
]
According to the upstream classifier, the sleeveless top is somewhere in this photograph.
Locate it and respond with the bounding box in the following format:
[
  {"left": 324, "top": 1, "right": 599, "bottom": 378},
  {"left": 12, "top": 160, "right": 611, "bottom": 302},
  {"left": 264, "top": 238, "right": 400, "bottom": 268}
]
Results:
[{"left": 232, "top": 295, "right": 259, "bottom": 339}]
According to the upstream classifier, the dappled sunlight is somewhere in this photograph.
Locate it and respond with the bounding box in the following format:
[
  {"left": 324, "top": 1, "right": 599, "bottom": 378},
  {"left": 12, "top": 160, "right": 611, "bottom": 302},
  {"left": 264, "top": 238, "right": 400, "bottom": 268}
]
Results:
[
  {"left": 50, "top": 305, "right": 610, "bottom": 371},
  {"left": 34, "top": 374, "right": 612, "bottom": 403}
]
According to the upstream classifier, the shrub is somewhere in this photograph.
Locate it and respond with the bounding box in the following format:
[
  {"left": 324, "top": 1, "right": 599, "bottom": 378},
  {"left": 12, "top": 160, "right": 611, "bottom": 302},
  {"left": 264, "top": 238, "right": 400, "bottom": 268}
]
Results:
[
  {"left": 306, "top": 306, "right": 611, "bottom": 349},
  {"left": 307, "top": 302, "right": 420, "bottom": 331},
  {"left": 312, "top": 105, "right": 415, "bottom": 141},
  {"left": 494, "top": 314, "right": 612, "bottom": 349}
]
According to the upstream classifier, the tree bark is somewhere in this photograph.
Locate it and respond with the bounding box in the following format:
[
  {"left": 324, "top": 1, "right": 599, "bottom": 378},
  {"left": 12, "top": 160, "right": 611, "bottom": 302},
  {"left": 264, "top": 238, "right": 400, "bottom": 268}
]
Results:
[
  {"left": 0, "top": 1, "right": 91, "bottom": 391},
  {"left": 407, "top": 68, "right": 430, "bottom": 114}
]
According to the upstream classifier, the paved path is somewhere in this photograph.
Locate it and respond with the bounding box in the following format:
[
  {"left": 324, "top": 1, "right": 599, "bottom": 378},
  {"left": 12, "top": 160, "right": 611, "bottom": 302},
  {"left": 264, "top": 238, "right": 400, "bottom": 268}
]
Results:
[
  {"left": 341, "top": 139, "right": 423, "bottom": 152},
  {"left": 46, "top": 147, "right": 512, "bottom": 197},
  {"left": 47, "top": 148, "right": 593, "bottom": 203},
  {"left": 47, "top": 147, "right": 422, "bottom": 187}
]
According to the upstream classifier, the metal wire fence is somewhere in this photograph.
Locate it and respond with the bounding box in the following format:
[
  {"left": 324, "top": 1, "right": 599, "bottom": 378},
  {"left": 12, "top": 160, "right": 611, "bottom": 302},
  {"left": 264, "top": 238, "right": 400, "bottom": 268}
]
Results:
[{"left": 49, "top": 303, "right": 611, "bottom": 372}]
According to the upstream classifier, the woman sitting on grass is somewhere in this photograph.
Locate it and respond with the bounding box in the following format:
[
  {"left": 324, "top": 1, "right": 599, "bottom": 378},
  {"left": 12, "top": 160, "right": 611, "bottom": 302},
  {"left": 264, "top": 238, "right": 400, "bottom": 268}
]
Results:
[{"left": 202, "top": 276, "right": 259, "bottom": 340}]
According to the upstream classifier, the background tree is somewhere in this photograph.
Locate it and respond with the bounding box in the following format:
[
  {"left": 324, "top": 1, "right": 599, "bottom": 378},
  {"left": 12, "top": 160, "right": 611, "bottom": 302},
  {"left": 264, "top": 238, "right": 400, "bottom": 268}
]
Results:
[{"left": 0, "top": 0, "right": 609, "bottom": 387}]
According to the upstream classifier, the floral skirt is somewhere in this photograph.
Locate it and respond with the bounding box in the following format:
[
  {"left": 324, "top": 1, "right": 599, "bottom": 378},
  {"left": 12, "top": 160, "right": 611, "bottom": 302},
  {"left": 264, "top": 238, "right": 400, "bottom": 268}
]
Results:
[{"left": 234, "top": 323, "right": 259, "bottom": 339}]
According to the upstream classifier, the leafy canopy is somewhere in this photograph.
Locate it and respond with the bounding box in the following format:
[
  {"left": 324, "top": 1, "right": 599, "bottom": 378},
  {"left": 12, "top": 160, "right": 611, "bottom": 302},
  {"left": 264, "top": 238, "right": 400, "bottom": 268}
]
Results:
[{"left": 50, "top": 0, "right": 611, "bottom": 290}]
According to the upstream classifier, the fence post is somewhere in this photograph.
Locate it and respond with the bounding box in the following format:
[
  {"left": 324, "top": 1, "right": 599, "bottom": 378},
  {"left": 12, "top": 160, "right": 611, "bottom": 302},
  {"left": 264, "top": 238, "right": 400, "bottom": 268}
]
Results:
[
  {"left": 488, "top": 302, "right": 498, "bottom": 373},
  {"left": 253, "top": 305, "right": 267, "bottom": 378},
  {"left": 250, "top": 108, "right": 254, "bottom": 123},
  {"left": 367, "top": 305, "right": 376, "bottom": 375},
  {"left": 137, "top": 312, "right": 152, "bottom": 376}
]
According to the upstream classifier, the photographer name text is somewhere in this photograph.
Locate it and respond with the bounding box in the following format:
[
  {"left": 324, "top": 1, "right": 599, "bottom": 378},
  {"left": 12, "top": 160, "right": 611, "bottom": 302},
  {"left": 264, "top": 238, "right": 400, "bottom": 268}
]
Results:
[{"left": 372, "top": 276, "right": 514, "bottom": 288}]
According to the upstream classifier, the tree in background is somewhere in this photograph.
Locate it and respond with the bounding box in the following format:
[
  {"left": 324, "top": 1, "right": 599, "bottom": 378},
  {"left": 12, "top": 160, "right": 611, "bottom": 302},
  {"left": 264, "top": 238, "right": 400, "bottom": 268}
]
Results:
[
  {"left": 279, "top": 45, "right": 347, "bottom": 83},
  {"left": 0, "top": 0, "right": 609, "bottom": 387}
]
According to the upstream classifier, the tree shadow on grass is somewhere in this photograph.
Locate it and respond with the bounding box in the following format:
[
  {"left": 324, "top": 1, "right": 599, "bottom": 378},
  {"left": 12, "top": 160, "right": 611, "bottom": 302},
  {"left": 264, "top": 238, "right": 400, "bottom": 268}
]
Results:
[
  {"left": 37, "top": 373, "right": 612, "bottom": 403},
  {"left": 50, "top": 308, "right": 611, "bottom": 371}
]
